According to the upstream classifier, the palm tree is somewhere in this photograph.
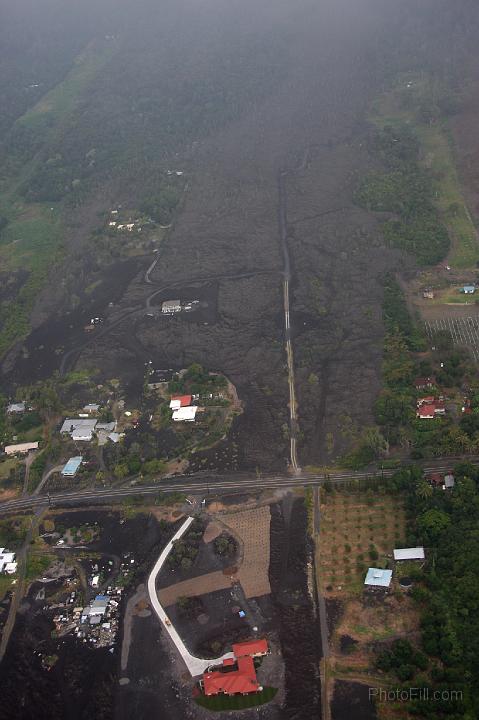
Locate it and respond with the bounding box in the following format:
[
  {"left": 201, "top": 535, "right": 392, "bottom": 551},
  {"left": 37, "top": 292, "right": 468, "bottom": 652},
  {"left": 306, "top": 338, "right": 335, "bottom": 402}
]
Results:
[{"left": 416, "top": 480, "right": 433, "bottom": 500}]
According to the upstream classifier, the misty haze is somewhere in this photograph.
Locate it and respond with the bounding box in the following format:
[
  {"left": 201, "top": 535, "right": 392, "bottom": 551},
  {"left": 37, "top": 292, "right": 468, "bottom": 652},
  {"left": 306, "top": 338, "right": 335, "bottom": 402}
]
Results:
[{"left": 0, "top": 1, "right": 478, "bottom": 718}]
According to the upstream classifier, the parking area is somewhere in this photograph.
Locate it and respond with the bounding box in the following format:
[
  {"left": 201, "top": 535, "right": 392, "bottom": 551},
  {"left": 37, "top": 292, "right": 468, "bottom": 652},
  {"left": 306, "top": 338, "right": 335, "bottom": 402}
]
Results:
[{"left": 424, "top": 316, "right": 479, "bottom": 361}]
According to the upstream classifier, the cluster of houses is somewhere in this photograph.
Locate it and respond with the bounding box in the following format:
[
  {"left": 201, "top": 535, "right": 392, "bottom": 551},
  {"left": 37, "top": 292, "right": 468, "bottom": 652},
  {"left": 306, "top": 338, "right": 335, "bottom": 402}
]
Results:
[
  {"left": 53, "top": 588, "right": 122, "bottom": 649},
  {"left": 364, "top": 546, "right": 425, "bottom": 592},
  {"left": 108, "top": 209, "right": 141, "bottom": 233},
  {"left": 60, "top": 404, "right": 122, "bottom": 444},
  {"left": 200, "top": 639, "right": 269, "bottom": 697},
  {"left": 169, "top": 394, "right": 198, "bottom": 422}
]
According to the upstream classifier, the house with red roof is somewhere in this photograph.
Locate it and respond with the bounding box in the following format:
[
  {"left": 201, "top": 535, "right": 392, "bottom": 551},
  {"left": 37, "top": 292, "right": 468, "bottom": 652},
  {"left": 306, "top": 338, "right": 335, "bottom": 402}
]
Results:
[
  {"left": 202, "top": 656, "right": 260, "bottom": 696},
  {"left": 169, "top": 395, "right": 192, "bottom": 410},
  {"left": 200, "top": 639, "right": 269, "bottom": 697},
  {"left": 417, "top": 405, "right": 436, "bottom": 419},
  {"left": 232, "top": 638, "right": 269, "bottom": 659}
]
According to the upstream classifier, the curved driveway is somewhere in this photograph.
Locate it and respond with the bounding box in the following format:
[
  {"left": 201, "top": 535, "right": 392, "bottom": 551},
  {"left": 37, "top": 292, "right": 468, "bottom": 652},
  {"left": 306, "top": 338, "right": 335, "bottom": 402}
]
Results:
[{"left": 147, "top": 515, "right": 234, "bottom": 676}]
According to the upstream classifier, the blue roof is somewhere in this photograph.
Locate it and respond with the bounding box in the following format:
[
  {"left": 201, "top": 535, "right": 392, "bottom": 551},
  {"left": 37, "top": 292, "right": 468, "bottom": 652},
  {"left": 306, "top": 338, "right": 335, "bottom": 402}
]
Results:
[
  {"left": 463, "top": 285, "right": 475, "bottom": 292},
  {"left": 61, "top": 456, "right": 83, "bottom": 476},
  {"left": 364, "top": 568, "right": 392, "bottom": 588}
]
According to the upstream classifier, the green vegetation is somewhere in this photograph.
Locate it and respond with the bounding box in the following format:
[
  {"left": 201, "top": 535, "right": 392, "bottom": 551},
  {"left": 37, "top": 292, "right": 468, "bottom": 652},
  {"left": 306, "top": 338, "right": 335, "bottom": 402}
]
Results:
[
  {"left": 25, "top": 553, "right": 51, "bottom": 580},
  {"left": 384, "top": 463, "right": 479, "bottom": 717},
  {"left": 195, "top": 687, "right": 278, "bottom": 711},
  {"left": 0, "top": 516, "right": 30, "bottom": 548},
  {"left": 364, "top": 73, "right": 478, "bottom": 269},
  {"left": 355, "top": 124, "right": 449, "bottom": 265},
  {"left": 168, "top": 364, "right": 228, "bottom": 398}
]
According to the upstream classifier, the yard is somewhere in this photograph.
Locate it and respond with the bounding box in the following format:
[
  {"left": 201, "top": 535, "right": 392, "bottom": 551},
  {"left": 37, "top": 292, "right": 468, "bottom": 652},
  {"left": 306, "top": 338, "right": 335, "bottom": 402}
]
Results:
[
  {"left": 318, "top": 487, "right": 406, "bottom": 595},
  {"left": 317, "top": 486, "right": 421, "bottom": 718},
  {"left": 194, "top": 686, "right": 277, "bottom": 711}
]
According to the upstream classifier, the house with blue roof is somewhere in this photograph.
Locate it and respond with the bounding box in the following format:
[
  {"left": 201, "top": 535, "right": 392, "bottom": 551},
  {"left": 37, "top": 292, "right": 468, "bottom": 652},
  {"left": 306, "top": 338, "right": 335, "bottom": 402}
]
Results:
[{"left": 61, "top": 456, "right": 83, "bottom": 477}]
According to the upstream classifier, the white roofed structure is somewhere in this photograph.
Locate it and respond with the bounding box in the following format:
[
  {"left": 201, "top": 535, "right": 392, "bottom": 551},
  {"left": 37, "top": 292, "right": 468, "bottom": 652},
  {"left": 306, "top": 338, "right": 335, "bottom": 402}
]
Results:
[
  {"left": 393, "top": 547, "right": 425, "bottom": 561},
  {"left": 364, "top": 568, "right": 392, "bottom": 588},
  {"left": 4, "top": 442, "right": 38, "bottom": 455},
  {"left": 172, "top": 406, "right": 198, "bottom": 422}
]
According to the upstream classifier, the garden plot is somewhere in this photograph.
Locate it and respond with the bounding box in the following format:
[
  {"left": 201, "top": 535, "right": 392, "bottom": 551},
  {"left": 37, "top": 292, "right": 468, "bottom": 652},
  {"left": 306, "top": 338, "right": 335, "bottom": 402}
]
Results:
[
  {"left": 318, "top": 489, "right": 406, "bottom": 595},
  {"left": 222, "top": 506, "right": 271, "bottom": 598},
  {"left": 424, "top": 316, "right": 479, "bottom": 361}
]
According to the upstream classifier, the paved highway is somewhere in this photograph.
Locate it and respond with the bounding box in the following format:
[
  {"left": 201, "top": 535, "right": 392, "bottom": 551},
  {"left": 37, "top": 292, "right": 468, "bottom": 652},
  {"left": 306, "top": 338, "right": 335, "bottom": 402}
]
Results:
[{"left": 0, "top": 463, "right": 460, "bottom": 515}]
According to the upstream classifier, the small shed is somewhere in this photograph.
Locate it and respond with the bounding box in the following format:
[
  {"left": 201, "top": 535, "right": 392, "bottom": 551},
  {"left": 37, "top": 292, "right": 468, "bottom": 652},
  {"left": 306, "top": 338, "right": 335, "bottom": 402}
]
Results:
[
  {"left": 393, "top": 547, "right": 425, "bottom": 561},
  {"left": 444, "top": 473, "right": 455, "bottom": 489},
  {"left": 462, "top": 285, "right": 475, "bottom": 294},
  {"left": 364, "top": 568, "right": 392, "bottom": 588}
]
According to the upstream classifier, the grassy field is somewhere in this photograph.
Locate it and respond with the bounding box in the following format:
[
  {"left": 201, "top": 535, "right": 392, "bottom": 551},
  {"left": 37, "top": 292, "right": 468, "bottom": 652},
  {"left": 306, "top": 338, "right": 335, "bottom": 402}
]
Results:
[
  {"left": 370, "top": 74, "right": 478, "bottom": 269},
  {"left": 17, "top": 39, "right": 118, "bottom": 136},
  {"left": 0, "top": 40, "right": 118, "bottom": 358},
  {"left": 195, "top": 687, "right": 278, "bottom": 711},
  {"left": 318, "top": 487, "right": 406, "bottom": 594}
]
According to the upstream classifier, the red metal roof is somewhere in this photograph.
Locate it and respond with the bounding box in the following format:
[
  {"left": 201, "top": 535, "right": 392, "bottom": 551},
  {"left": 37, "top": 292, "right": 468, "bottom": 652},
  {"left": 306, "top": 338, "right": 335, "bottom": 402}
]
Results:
[
  {"left": 232, "top": 638, "right": 269, "bottom": 658},
  {"left": 203, "top": 657, "right": 259, "bottom": 696},
  {"left": 170, "top": 395, "right": 192, "bottom": 407},
  {"left": 417, "top": 405, "right": 435, "bottom": 418}
]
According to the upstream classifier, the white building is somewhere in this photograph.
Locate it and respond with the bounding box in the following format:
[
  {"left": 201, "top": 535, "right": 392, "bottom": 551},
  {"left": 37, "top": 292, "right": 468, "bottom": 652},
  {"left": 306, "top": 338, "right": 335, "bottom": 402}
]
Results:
[
  {"left": 393, "top": 547, "right": 425, "bottom": 561},
  {"left": 162, "top": 300, "right": 181, "bottom": 314},
  {"left": 61, "top": 418, "right": 97, "bottom": 441},
  {"left": 0, "top": 549, "right": 17, "bottom": 574},
  {"left": 7, "top": 402, "right": 26, "bottom": 414},
  {"left": 4, "top": 442, "right": 39, "bottom": 456},
  {"left": 172, "top": 406, "right": 198, "bottom": 422}
]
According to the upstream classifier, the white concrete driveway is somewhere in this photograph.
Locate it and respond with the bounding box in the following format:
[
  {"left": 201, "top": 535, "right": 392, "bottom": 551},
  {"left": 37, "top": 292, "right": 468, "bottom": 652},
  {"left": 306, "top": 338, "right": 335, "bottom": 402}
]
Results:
[{"left": 147, "top": 515, "right": 234, "bottom": 676}]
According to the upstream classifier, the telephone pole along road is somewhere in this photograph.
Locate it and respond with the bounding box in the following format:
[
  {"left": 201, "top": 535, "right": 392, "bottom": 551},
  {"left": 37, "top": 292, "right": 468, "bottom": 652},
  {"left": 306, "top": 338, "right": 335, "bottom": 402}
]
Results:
[{"left": 0, "top": 462, "right": 463, "bottom": 515}]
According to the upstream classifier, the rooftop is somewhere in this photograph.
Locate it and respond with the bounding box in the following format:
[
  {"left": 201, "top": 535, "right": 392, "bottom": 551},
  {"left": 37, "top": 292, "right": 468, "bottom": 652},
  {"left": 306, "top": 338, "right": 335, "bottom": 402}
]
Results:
[
  {"left": 393, "top": 547, "right": 425, "bottom": 561},
  {"left": 61, "top": 456, "right": 83, "bottom": 476},
  {"left": 170, "top": 395, "right": 192, "bottom": 408},
  {"left": 61, "top": 418, "right": 97, "bottom": 434},
  {"left": 172, "top": 405, "right": 198, "bottom": 421},
  {"left": 364, "top": 568, "right": 393, "bottom": 588},
  {"left": 232, "top": 638, "right": 269, "bottom": 658},
  {"left": 203, "top": 656, "right": 260, "bottom": 696}
]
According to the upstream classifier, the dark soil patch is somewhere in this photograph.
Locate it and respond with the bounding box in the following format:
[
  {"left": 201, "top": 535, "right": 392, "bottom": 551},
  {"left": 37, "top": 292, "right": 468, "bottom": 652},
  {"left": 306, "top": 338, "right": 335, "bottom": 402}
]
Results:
[
  {"left": 0, "top": 509, "right": 178, "bottom": 720},
  {"left": 5, "top": 258, "right": 143, "bottom": 387},
  {"left": 166, "top": 587, "right": 251, "bottom": 658},
  {"left": 269, "top": 499, "right": 321, "bottom": 719},
  {"left": 325, "top": 597, "right": 343, "bottom": 637},
  {"left": 331, "top": 680, "right": 377, "bottom": 720}
]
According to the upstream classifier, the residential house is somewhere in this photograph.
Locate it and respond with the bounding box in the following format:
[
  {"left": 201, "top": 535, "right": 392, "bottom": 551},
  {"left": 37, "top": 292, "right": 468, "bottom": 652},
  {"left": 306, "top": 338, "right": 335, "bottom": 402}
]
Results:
[
  {"left": 6, "top": 402, "right": 26, "bottom": 414},
  {"left": 364, "top": 568, "right": 393, "bottom": 589},
  {"left": 169, "top": 395, "right": 192, "bottom": 409},
  {"left": 61, "top": 456, "right": 83, "bottom": 477},
  {"left": 4, "top": 442, "right": 38, "bottom": 455},
  {"left": 162, "top": 299, "right": 181, "bottom": 314},
  {"left": 172, "top": 406, "right": 198, "bottom": 422}
]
